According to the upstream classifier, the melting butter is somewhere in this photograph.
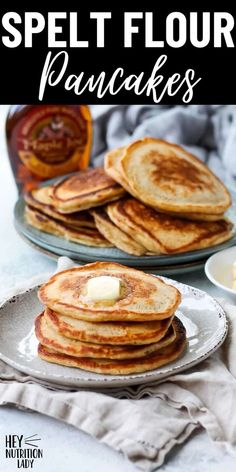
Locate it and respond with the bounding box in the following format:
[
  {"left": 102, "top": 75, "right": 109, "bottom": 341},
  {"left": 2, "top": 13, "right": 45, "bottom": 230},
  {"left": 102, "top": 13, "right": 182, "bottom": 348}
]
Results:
[
  {"left": 232, "top": 261, "right": 236, "bottom": 290},
  {"left": 87, "top": 276, "right": 121, "bottom": 301}
]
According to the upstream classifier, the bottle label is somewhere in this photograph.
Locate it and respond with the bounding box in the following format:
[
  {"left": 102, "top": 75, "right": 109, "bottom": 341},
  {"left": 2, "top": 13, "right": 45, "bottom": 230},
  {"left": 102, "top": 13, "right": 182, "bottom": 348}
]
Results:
[{"left": 17, "top": 106, "right": 91, "bottom": 178}]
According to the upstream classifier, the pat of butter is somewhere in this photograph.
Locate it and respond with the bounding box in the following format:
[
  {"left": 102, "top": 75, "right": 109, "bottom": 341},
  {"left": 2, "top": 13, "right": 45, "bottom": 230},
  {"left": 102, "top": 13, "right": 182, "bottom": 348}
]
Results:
[
  {"left": 233, "top": 261, "right": 236, "bottom": 279},
  {"left": 87, "top": 276, "right": 121, "bottom": 301},
  {"left": 232, "top": 280, "right": 236, "bottom": 291}
]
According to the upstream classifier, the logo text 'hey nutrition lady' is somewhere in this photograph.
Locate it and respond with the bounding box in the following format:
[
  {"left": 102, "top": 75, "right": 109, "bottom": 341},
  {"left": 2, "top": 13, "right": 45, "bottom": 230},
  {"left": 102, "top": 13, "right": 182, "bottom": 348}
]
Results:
[
  {"left": 0, "top": 10, "right": 236, "bottom": 103},
  {"left": 4, "top": 434, "right": 43, "bottom": 469}
]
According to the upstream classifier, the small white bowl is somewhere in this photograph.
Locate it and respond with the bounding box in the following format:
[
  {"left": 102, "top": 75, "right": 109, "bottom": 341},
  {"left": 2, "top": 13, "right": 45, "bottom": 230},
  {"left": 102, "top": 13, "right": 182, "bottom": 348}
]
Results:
[{"left": 205, "top": 246, "right": 236, "bottom": 298}]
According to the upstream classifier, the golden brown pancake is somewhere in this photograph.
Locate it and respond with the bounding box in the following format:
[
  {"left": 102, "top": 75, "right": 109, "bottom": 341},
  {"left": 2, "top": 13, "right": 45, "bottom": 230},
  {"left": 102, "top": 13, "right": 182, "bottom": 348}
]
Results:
[
  {"left": 104, "top": 145, "right": 225, "bottom": 222},
  {"left": 163, "top": 210, "right": 226, "bottom": 222},
  {"left": 44, "top": 307, "right": 173, "bottom": 345},
  {"left": 35, "top": 313, "right": 176, "bottom": 360},
  {"left": 25, "top": 205, "right": 112, "bottom": 247},
  {"left": 91, "top": 207, "right": 147, "bottom": 256},
  {"left": 107, "top": 198, "right": 233, "bottom": 254},
  {"left": 104, "top": 147, "right": 133, "bottom": 193},
  {"left": 24, "top": 186, "right": 95, "bottom": 228},
  {"left": 52, "top": 167, "right": 126, "bottom": 213},
  {"left": 120, "top": 137, "right": 231, "bottom": 215},
  {"left": 29, "top": 185, "right": 55, "bottom": 205},
  {"left": 38, "top": 262, "right": 181, "bottom": 321},
  {"left": 38, "top": 317, "right": 187, "bottom": 375}
]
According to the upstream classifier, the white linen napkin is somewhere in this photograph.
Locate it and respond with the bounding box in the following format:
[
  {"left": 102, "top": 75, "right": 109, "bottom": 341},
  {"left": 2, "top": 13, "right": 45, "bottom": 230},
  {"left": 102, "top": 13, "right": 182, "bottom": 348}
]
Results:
[{"left": 0, "top": 257, "right": 236, "bottom": 471}]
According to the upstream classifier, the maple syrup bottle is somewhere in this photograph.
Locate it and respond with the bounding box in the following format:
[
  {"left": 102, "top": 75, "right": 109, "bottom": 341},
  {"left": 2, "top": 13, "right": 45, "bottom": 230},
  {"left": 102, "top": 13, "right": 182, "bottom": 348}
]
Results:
[{"left": 6, "top": 105, "right": 92, "bottom": 192}]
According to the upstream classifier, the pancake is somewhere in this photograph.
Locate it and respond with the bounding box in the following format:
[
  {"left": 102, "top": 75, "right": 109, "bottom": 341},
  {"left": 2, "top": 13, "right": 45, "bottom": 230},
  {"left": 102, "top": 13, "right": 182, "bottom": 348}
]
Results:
[
  {"left": 107, "top": 198, "right": 233, "bottom": 254},
  {"left": 25, "top": 186, "right": 95, "bottom": 228},
  {"left": 38, "top": 262, "right": 181, "bottom": 321},
  {"left": 52, "top": 167, "right": 126, "bottom": 213},
  {"left": 44, "top": 307, "right": 173, "bottom": 345},
  {"left": 164, "top": 211, "right": 225, "bottom": 222},
  {"left": 25, "top": 205, "right": 112, "bottom": 247},
  {"left": 35, "top": 313, "right": 176, "bottom": 360},
  {"left": 104, "top": 146, "right": 226, "bottom": 222},
  {"left": 104, "top": 147, "right": 133, "bottom": 193},
  {"left": 91, "top": 207, "right": 147, "bottom": 256},
  {"left": 38, "top": 317, "right": 187, "bottom": 375},
  {"left": 28, "top": 185, "right": 55, "bottom": 205},
  {"left": 120, "top": 137, "right": 231, "bottom": 215}
]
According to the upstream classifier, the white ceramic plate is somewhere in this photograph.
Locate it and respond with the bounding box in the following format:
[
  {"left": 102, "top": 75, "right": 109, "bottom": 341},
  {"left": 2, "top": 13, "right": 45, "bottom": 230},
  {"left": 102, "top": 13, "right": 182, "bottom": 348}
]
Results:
[
  {"left": 205, "top": 245, "right": 236, "bottom": 298},
  {"left": 0, "top": 278, "right": 228, "bottom": 388}
]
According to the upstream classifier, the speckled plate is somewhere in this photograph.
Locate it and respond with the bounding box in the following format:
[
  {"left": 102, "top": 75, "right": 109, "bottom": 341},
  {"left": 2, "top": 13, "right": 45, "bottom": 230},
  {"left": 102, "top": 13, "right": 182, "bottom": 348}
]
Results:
[
  {"left": 14, "top": 179, "right": 236, "bottom": 268},
  {"left": 0, "top": 278, "right": 228, "bottom": 388}
]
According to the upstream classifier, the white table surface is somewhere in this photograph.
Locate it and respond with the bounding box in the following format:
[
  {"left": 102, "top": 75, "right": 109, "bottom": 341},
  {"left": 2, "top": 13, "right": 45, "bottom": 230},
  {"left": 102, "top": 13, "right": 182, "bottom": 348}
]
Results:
[{"left": 0, "top": 104, "right": 236, "bottom": 471}]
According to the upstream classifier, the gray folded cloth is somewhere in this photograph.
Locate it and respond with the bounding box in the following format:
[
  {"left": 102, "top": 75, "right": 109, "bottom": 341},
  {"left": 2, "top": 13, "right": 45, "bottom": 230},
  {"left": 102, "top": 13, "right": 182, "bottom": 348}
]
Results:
[
  {"left": 90, "top": 105, "right": 236, "bottom": 189},
  {"left": 0, "top": 257, "right": 236, "bottom": 471}
]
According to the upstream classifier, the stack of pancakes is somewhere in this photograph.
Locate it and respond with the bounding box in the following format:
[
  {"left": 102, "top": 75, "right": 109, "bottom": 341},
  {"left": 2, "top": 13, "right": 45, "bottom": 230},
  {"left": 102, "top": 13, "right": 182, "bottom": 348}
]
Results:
[
  {"left": 24, "top": 167, "right": 125, "bottom": 248},
  {"left": 24, "top": 138, "right": 233, "bottom": 256},
  {"left": 36, "top": 262, "right": 187, "bottom": 375}
]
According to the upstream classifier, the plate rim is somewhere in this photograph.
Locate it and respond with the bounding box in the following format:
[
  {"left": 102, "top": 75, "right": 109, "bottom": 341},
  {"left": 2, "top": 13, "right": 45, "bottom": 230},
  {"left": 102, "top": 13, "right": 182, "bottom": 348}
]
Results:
[
  {"left": 14, "top": 196, "right": 236, "bottom": 266},
  {"left": 0, "top": 277, "right": 228, "bottom": 388},
  {"left": 15, "top": 223, "right": 207, "bottom": 275}
]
